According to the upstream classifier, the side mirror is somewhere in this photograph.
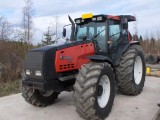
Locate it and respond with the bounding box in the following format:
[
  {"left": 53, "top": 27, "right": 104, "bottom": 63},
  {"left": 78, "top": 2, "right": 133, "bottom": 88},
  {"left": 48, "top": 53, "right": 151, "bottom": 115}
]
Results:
[
  {"left": 121, "top": 18, "right": 128, "bottom": 29},
  {"left": 62, "top": 28, "right": 66, "bottom": 37}
]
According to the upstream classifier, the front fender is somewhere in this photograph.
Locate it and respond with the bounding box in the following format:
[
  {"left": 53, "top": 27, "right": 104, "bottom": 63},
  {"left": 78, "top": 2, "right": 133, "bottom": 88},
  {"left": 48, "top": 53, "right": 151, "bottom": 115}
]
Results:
[{"left": 86, "top": 55, "right": 113, "bottom": 66}]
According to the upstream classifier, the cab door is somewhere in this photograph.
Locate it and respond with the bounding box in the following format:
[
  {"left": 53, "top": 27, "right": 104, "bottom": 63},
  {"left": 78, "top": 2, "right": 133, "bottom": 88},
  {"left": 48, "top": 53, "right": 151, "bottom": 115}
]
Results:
[{"left": 108, "top": 19, "right": 129, "bottom": 65}]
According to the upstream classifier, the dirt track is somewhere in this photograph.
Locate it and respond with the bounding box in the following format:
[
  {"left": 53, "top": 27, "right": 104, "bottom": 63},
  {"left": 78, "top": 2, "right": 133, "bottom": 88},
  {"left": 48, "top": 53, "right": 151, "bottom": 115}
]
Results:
[{"left": 0, "top": 76, "right": 160, "bottom": 120}]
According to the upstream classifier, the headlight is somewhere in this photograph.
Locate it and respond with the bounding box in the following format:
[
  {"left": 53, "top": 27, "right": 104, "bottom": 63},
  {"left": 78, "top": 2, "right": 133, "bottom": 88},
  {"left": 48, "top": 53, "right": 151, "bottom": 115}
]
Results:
[
  {"left": 26, "top": 70, "right": 31, "bottom": 75},
  {"left": 35, "top": 71, "right": 42, "bottom": 76}
]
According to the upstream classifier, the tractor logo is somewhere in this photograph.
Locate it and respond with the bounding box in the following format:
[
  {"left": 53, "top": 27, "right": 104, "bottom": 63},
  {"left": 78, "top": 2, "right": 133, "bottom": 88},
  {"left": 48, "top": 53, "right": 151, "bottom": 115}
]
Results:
[{"left": 60, "top": 55, "right": 72, "bottom": 62}]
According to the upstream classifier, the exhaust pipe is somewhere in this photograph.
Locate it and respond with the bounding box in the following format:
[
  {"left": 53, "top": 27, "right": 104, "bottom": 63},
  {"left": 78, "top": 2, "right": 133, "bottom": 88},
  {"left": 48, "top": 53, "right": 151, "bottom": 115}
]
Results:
[{"left": 68, "top": 15, "right": 75, "bottom": 41}]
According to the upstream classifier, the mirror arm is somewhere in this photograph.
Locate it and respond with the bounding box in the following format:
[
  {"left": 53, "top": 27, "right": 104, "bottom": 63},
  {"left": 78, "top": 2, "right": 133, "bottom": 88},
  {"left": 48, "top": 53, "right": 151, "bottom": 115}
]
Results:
[
  {"left": 63, "top": 24, "right": 72, "bottom": 28},
  {"left": 62, "top": 24, "right": 72, "bottom": 38}
]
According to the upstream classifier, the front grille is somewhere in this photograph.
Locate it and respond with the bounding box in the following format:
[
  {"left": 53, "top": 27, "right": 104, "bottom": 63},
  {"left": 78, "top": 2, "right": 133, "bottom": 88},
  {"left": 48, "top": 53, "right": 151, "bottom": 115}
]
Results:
[
  {"left": 59, "top": 64, "right": 75, "bottom": 70},
  {"left": 25, "top": 52, "right": 43, "bottom": 69},
  {"left": 25, "top": 51, "right": 43, "bottom": 79}
]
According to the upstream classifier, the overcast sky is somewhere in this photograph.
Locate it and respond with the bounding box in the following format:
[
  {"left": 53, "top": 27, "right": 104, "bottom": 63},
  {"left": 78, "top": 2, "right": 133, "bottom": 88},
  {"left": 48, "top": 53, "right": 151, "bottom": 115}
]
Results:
[{"left": 0, "top": 0, "right": 160, "bottom": 43}]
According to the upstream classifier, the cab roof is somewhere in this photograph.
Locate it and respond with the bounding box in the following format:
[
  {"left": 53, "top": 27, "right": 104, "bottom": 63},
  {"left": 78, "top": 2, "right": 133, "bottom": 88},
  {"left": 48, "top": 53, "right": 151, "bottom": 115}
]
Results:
[
  {"left": 107, "top": 15, "right": 136, "bottom": 22},
  {"left": 75, "top": 14, "right": 136, "bottom": 22}
]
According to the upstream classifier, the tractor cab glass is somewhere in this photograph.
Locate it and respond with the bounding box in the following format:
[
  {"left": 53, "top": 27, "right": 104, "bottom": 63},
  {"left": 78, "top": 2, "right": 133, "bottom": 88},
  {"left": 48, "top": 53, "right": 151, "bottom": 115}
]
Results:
[
  {"left": 109, "top": 20, "right": 121, "bottom": 48},
  {"left": 75, "top": 22, "right": 105, "bottom": 41},
  {"left": 75, "top": 17, "right": 107, "bottom": 53}
]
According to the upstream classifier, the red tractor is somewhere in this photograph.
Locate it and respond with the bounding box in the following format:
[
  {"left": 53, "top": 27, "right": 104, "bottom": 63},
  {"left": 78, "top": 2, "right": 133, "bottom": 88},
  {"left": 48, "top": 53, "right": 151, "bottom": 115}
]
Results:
[{"left": 21, "top": 13, "right": 146, "bottom": 120}]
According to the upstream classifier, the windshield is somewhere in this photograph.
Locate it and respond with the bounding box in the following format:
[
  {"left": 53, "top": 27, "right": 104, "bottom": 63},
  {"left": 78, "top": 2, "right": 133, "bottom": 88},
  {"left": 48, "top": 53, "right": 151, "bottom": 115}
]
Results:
[{"left": 75, "top": 22, "right": 107, "bottom": 52}]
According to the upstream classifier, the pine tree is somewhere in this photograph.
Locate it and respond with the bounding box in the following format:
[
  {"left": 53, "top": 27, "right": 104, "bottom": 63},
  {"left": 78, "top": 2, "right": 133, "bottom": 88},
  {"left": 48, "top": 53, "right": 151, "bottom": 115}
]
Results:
[
  {"left": 42, "top": 27, "right": 55, "bottom": 45},
  {"left": 139, "top": 35, "right": 143, "bottom": 46},
  {"left": 139, "top": 35, "right": 143, "bottom": 41}
]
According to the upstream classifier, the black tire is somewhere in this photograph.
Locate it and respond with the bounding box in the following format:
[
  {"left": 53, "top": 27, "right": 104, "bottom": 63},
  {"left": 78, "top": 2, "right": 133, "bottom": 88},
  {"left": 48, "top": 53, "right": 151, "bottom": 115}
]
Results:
[
  {"left": 73, "top": 62, "right": 115, "bottom": 120},
  {"left": 115, "top": 45, "right": 146, "bottom": 95},
  {"left": 147, "top": 55, "right": 158, "bottom": 64},
  {"left": 20, "top": 83, "right": 59, "bottom": 107}
]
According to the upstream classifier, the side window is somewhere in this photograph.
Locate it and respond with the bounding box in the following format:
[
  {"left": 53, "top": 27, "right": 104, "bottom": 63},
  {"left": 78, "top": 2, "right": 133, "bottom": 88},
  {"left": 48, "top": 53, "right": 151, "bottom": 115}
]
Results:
[
  {"left": 76, "top": 26, "right": 87, "bottom": 41},
  {"left": 121, "top": 29, "right": 128, "bottom": 42},
  {"left": 109, "top": 25, "right": 121, "bottom": 45}
]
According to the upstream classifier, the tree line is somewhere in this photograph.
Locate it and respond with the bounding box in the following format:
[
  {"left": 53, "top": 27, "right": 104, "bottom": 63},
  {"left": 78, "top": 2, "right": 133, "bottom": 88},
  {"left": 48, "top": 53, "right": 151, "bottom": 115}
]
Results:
[
  {"left": 0, "top": 0, "right": 60, "bottom": 82},
  {"left": 133, "top": 34, "right": 160, "bottom": 55}
]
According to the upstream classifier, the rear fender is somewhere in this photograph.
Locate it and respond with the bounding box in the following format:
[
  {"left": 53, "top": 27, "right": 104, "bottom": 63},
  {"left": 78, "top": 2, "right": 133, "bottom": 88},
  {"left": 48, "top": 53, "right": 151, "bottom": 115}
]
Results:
[
  {"left": 114, "top": 41, "right": 140, "bottom": 66},
  {"left": 122, "top": 41, "right": 140, "bottom": 54}
]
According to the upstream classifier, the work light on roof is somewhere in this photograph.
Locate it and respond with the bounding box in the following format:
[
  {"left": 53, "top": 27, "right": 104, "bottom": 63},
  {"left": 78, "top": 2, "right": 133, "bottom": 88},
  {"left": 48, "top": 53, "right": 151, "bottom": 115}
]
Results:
[
  {"left": 97, "top": 16, "right": 103, "bottom": 21},
  {"left": 82, "top": 13, "right": 93, "bottom": 19},
  {"left": 92, "top": 17, "right": 96, "bottom": 21},
  {"left": 75, "top": 19, "right": 81, "bottom": 24}
]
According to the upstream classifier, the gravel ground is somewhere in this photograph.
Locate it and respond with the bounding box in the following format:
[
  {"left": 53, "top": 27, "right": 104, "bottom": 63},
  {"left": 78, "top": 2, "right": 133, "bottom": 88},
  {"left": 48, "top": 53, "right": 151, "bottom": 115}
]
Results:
[{"left": 0, "top": 76, "right": 160, "bottom": 120}]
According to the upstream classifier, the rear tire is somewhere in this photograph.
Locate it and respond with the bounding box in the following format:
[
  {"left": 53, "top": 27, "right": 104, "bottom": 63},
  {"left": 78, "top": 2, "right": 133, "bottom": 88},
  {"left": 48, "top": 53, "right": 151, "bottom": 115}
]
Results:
[
  {"left": 20, "top": 84, "right": 59, "bottom": 107},
  {"left": 115, "top": 45, "right": 146, "bottom": 95},
  {"left": 73, "top": 62, "right": 115, "bottom": 120}
]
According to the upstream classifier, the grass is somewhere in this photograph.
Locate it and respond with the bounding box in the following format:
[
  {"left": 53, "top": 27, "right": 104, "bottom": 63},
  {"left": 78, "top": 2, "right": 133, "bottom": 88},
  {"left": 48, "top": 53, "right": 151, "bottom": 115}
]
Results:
[{"left": 0, "top": 80, "right": 20, "bottom": 97}]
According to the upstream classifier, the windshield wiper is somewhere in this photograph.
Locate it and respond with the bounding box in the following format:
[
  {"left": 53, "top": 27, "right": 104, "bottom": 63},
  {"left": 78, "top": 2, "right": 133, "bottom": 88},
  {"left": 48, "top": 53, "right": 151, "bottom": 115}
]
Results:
[
  {"left": 109, "top": 30, "right": 122, "bottom": 38},
  {"left": 90, "top": 28, "right": 106, "bottom": 40}
]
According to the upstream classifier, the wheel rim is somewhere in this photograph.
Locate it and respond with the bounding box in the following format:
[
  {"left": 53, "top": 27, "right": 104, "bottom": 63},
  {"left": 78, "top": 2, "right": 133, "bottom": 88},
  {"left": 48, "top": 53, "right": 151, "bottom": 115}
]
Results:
[
  {"left": 134, "top": 56, "right": 143, "bottom": 85},
  {"left": 97, "top": 75, "right": 111, "bottom": 108},
  {"left": 40, "top": 90, "right": 54, "bottom": 97}
]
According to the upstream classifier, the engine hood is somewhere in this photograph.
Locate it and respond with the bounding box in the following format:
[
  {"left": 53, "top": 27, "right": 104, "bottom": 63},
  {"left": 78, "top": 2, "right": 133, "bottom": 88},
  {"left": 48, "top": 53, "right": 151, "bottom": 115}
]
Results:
[{"left": 30, "top": 40, "right": 92, "bottom": 52}]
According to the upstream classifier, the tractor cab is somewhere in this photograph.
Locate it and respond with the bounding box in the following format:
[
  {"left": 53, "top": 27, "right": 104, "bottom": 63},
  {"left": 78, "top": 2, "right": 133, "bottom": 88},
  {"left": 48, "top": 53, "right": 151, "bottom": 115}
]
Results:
[{"left": 63, "top": 13, "right": 136, "bottom": 65}]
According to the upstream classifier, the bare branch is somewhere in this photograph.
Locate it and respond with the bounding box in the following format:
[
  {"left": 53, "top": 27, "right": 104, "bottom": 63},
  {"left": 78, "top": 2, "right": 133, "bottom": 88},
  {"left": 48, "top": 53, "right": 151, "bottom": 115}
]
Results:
[
  {"left": 0, "top": 16, "right": 13, "bottom": 41},
  {"left": 22, "top": 0, "right": 33, "bottom": 50}
]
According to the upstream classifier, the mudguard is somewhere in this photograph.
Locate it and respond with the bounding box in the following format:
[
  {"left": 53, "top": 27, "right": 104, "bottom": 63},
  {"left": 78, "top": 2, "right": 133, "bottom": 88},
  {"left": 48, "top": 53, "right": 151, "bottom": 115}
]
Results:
[
  {"left": 114, "top": 41, "right": 140, "bottom": 66},
  {"left": 86, "top": 55, "right": 113, "bottom": 66}
]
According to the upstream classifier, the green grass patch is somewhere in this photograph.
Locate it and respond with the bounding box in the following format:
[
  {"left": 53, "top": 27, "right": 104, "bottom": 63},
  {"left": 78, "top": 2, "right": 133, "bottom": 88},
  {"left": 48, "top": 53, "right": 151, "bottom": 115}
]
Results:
[{"left": 0, "top": 80, "right": 20, "bottom": 97}]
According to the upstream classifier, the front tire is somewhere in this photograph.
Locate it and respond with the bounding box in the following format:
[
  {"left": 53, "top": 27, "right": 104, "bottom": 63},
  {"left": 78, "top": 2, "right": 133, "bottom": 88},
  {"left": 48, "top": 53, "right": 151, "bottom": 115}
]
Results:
[
  {"left": 73, "top": 62, "right": 115, "bottom": 120},
  {"left": 20, "top": 85, "right": 59, "bottom": 107},
  {"left": 115, "top": 45, "right": 146, "bottom": 95}
]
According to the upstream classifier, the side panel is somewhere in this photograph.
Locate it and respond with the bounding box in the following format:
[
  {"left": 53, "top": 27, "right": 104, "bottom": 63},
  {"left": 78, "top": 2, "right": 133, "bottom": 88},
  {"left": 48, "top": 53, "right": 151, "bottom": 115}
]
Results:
[{"left": 55, "top": 43, "right": 95, "bottom": 72}]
